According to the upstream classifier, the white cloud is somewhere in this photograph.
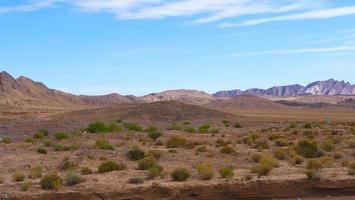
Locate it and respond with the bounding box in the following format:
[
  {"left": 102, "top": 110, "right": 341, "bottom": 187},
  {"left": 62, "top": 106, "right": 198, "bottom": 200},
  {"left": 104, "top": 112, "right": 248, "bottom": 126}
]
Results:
[
  {"left": 231, "top": 45, "right": 355, "bottom": 56},
  {"left": 221, "top": 5, "right": 355, "bottom": 27}
]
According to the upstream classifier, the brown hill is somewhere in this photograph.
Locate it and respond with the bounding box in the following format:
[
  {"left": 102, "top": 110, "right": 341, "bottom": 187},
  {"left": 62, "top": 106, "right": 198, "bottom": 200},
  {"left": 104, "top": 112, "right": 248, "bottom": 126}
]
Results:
[
  {"left": 54, "top": 101, "right": 236, "bottom": 127},
  {"left": 141, "top": 89, "right": 216, "bottom": 105},
  {"left": 78, "top": 93, "right": 141, "bottom": 105},
  {"left": 207, "top": 95, "right": 286, "bottom": 111},
  {"left": 0, "top": 71, "right": 81, "bottom": 108}
]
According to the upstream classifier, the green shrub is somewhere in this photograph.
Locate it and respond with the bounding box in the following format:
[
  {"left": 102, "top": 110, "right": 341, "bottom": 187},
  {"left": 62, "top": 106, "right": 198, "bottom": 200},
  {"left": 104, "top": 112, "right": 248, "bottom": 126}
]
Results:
[
  {"left": 127, "top": 147, "right": 145, "bottom": 161},
  {"left": 43, "top": 140, "right": 53, "bottom": 147},
  {"left": 65, "top": 170, "right": 82, "bottom": 186},
  {"left": 171, "top": 168, "right": 190, "bottom": 182},
  {"left": 37, "top": 147, "right": 47, "bottom": 154},
  {"left": 220, "top": 146, "right": 236, "bottom": 154},
  {"left": 138, "top": 158, "right": 157, "bottom": 170},
  {"left": 128, "top": 177, "right": 144, "bottom": 184},
  {"left": 28, "top": 166, "right": 42, "bottom": 179},
  {"left": 289, "top": 123, "right": 297, "bottom": 128},
  {"left": 13, "top": 171, "right": 25, "bottom": 182},
  {"left": 54, "top": 132, "right": 69, "bottom": 140},
  {"left": 166, "top": 136, "right": 187, "bottom": 148},
  {"left": 2, "top": 137, "right": 11, "bottom": 144},
  {"left": 234, "top": 123, "right": 242, "bottom": 128},
  {"left": 168, "top": 122, "right": 181, "bottom": 131},
  {"left": 199, "top": 125, "right": 210, "bottom": 133},
  {"left": 98, "top": 160, "right": 125, "bottom": 173},
  {"left": 24, "top": 137, "right": 35, "bottom": 143},
  {"left": 197, "top": 162, "right": 215, "bottom": 180},
  {"left": 222, "top": 120, "right": 230, "bottom": 127},
  {"left": 218, "top": 166, "right": 234, "bottom": 179},
  {"left": 148, "top": 130, "right": 163, "bottom": 141},
  {"left": 304, "top": 123, "right": 313, "bottom": 129},
  {"left": 40, "top": 172, "right": 62, "bottom": 190},
  {"left": 20, "top": 180, "right": 32, "bottom": 191},
  {"left": 38, "top": 129, "right": 49, "bottom": 137},
  {"left": 94, "top": 138, "right": 114, "bottom": 150},
  {"left": 87, "top": 121, "right": 110, "bottom": 133},
  {"left": 210, "top": 128, "right": 220, "bottom": 134},
  {"left": 295, "top": 140, "right": 320, "bottom": 158},
  {"left": 348, "top": 161, "right": 355, "bottom": 175},
  {"left": 147, "top": 166, "right": 163, "bottom": 179},
  {"left": 184, "top": 128, "right": 196, "bottom": 133},
  {"left": 124, "top": 122, "right": 143, "bottom": 132},
  {"left": 80, "top": 167, "right": 93, "bottom": 175},
  {"left": 34, "top": 132, "right": 46, "bottom": 140}
]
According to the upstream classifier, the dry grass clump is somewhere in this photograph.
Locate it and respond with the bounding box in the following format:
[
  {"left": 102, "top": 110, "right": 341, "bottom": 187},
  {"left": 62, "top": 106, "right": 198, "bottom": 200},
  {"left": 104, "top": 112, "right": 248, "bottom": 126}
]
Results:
[
  {"left": 147, "top": 165, "right": 164, "bottom": 179},
  {"left": 251, "top": 154, "right": 279, "bottom": 176},
  {"left": 347, "top": 161, "right": 355, "bottom": 175},
  {"left": 29, "top": 166, "right": 42, "bottom": 179},
  {"left": 20, "top": 180, "right": 32, "bottom": 191},
  {"left": 58, "top": 157, "right": 77, "bottom": 171},
  {"left": 124, "top": 122, "right": 143, "bottom": 132},
  {"left": 196, "top": 162, "right": 215, "bottom": 180},
  {"left": 273, "top": 148, "right": 287, "bottom": 160},
  {"left": 166, "top": 136, "right": 187, "bottom": 148},
  {"left": 291, "top": 155, "right": 304, "bottom": 165},
  {"left": 216, "top": 139, "right": 231, "bottom": 147},
  {"left": 138, "top": 158, "right": 158, "bottom": 170},
  {"left": 54, "top": 132, "right": 69, "bottom": 140},
  {"left": 220, "top": 146, "right": 236, "bottom": 154},
  {"left": 13, "top": 171, "right": 25, "bottom": 182},
  {"left": 254, "top": 138, "right": 270, "bottom": 150},
  {"left": 218, "top": 166, "right": 234, "bottom": 179},
  {"left": 40, "top": 171, "right": 62, "bottom": 190},
  {"left": 305, "top": 159, "right": 323, "bottom": 179},
  {"left": 98, "top": 160, "right": 126, "bottom": 173}
]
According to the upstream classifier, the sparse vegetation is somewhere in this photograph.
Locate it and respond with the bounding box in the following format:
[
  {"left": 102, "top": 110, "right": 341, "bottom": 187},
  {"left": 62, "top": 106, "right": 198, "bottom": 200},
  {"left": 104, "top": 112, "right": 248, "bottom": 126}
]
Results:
[
  {"left": 37, "top": 147, "right": 47, "bottom": 154},
  {"left": 2, "top": 137, "right": 11, "bottom": 144},
  {"left": 94, "top": 138, "right": 114, "bottom": 150},
  {"left": 347, "top": 161, "right": 355, "bottom": 175},
  {"left": 147, "top": 165, "right": 164, "bottom": 179},
  {"left": 128, "top": 177, "right": 144, "bottom": 184},
  {"left": 124, "top": 122, "right": 143, "bottom": 132},
  {"left": 54, "top": 132, "right": 69, "bottom": 140},
  {"left": 199, "top": 124, "right": 210, "bottom": 133},
  {"left": 20, "top": 180, "right": 32, "bottom": 191},
  {"left": 220, "top": 146, "right": 236, "bottom": 154},
  {"left": 28, "top": 166, "right": 42, "bottom": 179},
  {"left": 234, "top": 123, "right": 242, "bottom": 128},
  {"left": 305, "top": 159, "right": 323, "bottom": 179},
  {"left": 251, "top": 154, "right": 279, "bottom": 176}
]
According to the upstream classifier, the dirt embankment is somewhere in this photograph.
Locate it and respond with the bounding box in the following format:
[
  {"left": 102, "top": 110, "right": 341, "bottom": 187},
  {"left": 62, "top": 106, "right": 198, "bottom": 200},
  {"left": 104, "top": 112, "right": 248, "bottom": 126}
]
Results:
[{"left": 7, "top": 178, "right": 355, "bottom": 200}]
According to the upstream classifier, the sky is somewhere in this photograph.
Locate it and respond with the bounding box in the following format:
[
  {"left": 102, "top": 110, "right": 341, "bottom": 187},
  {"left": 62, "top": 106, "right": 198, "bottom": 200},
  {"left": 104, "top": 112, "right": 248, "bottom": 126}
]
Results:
[{"left": 0, "top": 0, "right": 355, "bottom": 96}]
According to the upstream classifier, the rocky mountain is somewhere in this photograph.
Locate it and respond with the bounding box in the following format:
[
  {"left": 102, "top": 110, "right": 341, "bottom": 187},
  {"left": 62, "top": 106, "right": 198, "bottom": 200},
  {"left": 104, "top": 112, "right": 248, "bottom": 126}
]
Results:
[
  {"left": 214, "top": 79, "right": 355, "bottom": 97},
  {"left": 78, "top": 93, "right": 141, "bottom": 105},
  {"left": 141, "top": 89, "right": 216, "bottom": 105}
]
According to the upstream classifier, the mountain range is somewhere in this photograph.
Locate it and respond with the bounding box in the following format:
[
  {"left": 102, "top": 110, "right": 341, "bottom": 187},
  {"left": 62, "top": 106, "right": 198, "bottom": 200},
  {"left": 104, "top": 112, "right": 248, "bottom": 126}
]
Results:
[
  {"left": 1, "top": 71, "right": 354, "bottom": 109},
  {"left": 213, "top": 79, "right": 355, "bottom": 97}
]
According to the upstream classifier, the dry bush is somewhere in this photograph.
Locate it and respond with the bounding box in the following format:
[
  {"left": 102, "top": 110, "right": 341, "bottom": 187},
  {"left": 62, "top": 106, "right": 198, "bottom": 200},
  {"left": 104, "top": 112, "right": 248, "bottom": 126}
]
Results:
[
  {"left": 171, "top": 168, "right": 190, "bottom": 182},
  {"left": 166, "top": 136, "right": 187, "bottom": 148},
  {"left": 40, "top": 172, "right": 62, "bottom": 190},
  {"left": 197, "top": 162, "right": 215, "bottom": 180}
]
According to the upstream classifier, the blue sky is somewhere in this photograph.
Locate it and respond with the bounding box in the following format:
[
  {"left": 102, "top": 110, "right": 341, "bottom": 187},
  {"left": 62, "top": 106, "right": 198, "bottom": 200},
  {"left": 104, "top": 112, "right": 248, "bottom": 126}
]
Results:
[{"left": 1, "top": 0, "right": 355, "bottom": 96}]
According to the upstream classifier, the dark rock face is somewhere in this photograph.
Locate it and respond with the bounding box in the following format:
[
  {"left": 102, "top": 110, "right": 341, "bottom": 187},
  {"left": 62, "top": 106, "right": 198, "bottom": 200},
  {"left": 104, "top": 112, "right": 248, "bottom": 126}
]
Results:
[{"left": 213, "top": 79, "right": 355, "bottom": 97}]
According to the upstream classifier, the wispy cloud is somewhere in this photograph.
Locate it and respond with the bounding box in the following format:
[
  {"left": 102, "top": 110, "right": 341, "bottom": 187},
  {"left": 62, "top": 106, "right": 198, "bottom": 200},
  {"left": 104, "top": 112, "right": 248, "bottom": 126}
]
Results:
[
  {"left": 231, "top": 45, "right": 355, "bottom": 56},
  {"left": 221, "top": 5, "right": 355, "bottom": 27},
  {"left": 0, "top": 0, "right": 55, "bottom": 14}
]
